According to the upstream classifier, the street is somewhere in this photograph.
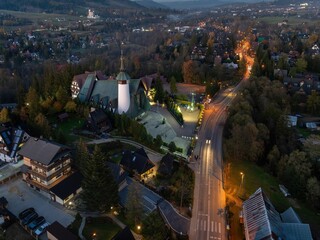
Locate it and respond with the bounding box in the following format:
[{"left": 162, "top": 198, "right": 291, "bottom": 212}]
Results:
[{"left": 189, "top": 88, "right": 238, "bottom": 240}]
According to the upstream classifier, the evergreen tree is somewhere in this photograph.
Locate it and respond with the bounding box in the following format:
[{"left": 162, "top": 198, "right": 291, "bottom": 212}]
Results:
[
  {"left": 170, "top": 76, "right": 178, "bottom": 94},
  {"left": 126, "top": 180, "right": 144, "bottom": 226},
  {"left": 154, "top": 78, "right": 165, "bottom": 104},
  {"left": 81, "top": 145, "right": 119, "bottom": 212}
]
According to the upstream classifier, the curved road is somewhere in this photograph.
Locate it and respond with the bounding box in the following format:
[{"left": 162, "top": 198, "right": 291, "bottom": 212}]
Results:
[{"left": 189, "top": 87, "right": 240, "bottom": 240}]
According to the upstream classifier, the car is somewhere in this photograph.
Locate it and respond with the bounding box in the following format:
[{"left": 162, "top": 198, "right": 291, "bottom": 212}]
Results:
[
  {"left": 22, "top": 211, "right": 38, "bottom": 225},
  {"left": 18, "top": 208, "right": 35, "bottom": 220},
  {"left": 34, "top": 222, "right": 50, "bottom": 236},
  {"left": 28, "top": 216, "right": 45, "bottom": 230}
]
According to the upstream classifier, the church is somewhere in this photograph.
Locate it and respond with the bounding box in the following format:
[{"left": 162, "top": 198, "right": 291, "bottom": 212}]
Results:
[{"left": 71, "top": 53, "right": 150, "bottom": 118}]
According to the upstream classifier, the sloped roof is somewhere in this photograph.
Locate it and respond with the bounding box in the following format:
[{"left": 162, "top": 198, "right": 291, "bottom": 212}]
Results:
[
  {"left": 243, "top": 188, "right": 313, "bottom": 240},
  {"left": 78, "top": 74, "right": 97, "bottom": 102},
  {"left": 281, "top": 207, "right": 301, "bottom": 223},
  {"left": 106, "top": 161, "right": 127, "bottom": 184},
  {"left": 282, "top": 223, "right": 313, "bottom": 240},
  {"left": 120, "top": 148, "right": 154, "bottom": 175},
  {"left": 242, "top": 188, "right": 282, "bottom": 240},
  {"left": 50, "top": 172, "right": 83, "bottom": 200},
  {"left": 18, "top": 138, "right": 69, "bottom": 165},
  {"left": 111, "top": 226, "right": 135, "bottom": 240},
  {"left": 47, "top": 221, "right": 78, "bottom": 240},
  {"left": 0, "top": 127, "right": 27, "bottom": 158}
]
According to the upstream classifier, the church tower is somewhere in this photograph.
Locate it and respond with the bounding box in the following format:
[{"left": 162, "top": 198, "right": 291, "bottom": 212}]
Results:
[{"left": 117, "top": 51, "right": 131, "bottom": 114}]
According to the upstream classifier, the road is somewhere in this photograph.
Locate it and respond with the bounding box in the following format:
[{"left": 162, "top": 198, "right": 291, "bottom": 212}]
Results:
[
  {"left": 189, "top": 88, "right": 237, "bottom": 240},
  {"left": 189, "top": 36, "right": 253, "bottom": 240}
]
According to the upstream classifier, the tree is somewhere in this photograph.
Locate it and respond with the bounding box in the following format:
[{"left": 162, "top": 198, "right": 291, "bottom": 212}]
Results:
[
  {"left": 278, "top": 150, "right": 312, "bottom": 199},
  {"left": 55, "top": 86, "right": 69, "bottom": 107},
  {"left": 306, "top": 177, "right": 320, "bottom": 208},
  {"left": 168, "top": 141, "right": 177, "bottom": 152},
  {"left": 0, "top": 108, "right": 10, "bottom": 123},
  {"left": 154, "top": 78, "right": 165, "bottom": 104},
  {"left": 306, "top": 90, "right": 320, "bottom": 114},
  {"left": 81, "top": 145, "right": 119, "bottom": 212},
  {"left": 295, "top": 58, "right": 307, "bottom": 73},
  {"left": 25, "top": 87, "right": 40, "bottom": 119},
  {"left": 182, "top": 60, "right": 196, "bottom": 84},
  {"left": 267, "top": 145, "right": 280, "bottom": 176},
  {"left": 126, "top": 180, "right": 144, "bottom": 226},
  {"left": 169, "top": 76, "right": 177, "bottom": 94},
  {"left": 34, "top": 113, "right": 51, "bottom": 138},
  {"left": 64, "top": 100, "right": 77, "bottom": 113},
  {"left": 141, "top": 211, "right": 169, "bottom": 240},
  {"left": 75, "top": 138, "right": 89, "bottom": 172}
]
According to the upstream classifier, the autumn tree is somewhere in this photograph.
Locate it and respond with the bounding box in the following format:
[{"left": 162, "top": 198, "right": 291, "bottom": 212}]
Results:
[
  {"left": 34, "top": 113, "right": 51, "bottom": 138},
  {"left": 0, "top": 108, "right": 10, "bottom": 123},
  {"left": 25, "top": 87, "right": 41, "bottom": 119},
  {"left": 182, "top": 60, "right": 197, "bottom": 84},
  {"left": 81, "top": 145, "right": 119, "bottom": 212}
]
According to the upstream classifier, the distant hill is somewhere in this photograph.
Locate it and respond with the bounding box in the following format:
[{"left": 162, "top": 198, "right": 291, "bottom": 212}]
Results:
[
  {"left": 133, "top": 0, "right": 168, "bottom": 9},
  {"left": 0, "top": 0, "right": 144, "bottom": 13},
  {"left": 156, "top": 0, "right": 273, "bottom": 9}
]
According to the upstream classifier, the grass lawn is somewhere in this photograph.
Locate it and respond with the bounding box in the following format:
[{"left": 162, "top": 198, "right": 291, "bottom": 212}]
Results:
[
  {"left": 227, "top": 160, "right": 290, "bottom": 211},
  {"left": 83, "top": 217, "right": 121, "bottom": 240},
  {"left": 53, "top": 115, "right": 85, "bottom": 144}
]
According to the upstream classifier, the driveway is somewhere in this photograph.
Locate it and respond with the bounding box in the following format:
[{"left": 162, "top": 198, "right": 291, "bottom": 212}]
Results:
[{"left": 0, "top": 178, "right": 75, "bottom": 227}]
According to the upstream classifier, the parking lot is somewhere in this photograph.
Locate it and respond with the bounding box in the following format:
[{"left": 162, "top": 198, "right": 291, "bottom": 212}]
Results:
[{"left": 0, "top": 178, "right": 75, "bottom": 228}]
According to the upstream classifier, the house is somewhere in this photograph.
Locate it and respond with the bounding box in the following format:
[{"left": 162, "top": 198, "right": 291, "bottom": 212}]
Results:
[
  {"left": 111, "top": 226, "right": 135, "bottom": 240},
  {"left": 120, "top": 148, "right": 155, "bottom": 180},
  {"left": 18, "top": 138, "right": 78, "bottom": 203},
  {"left": 287, "top": 115, "right": 298, "bottom": 127},
  {"left": 242, "top": 188, "right": 312, "bottom": 240},
  {"left": 86, "top": 109, "right": 112, "bottom": 134},
  {"left": 49, "top": 171, "right": 83, "bottom": 205},
  {"left": 46, "top": 221, "right": 78, "bottom": 240},
  {"left": 0, "top": 126, "right": 29, "bottom": 162},
  {"left": 158, "top": 153, "right": 174, "bottom": 176},
  {"left": 106, "top": 162, "right": 127, "bottom": 191},
  {"left": 283, "top": 74, "right": 320, "bottom": 95}
]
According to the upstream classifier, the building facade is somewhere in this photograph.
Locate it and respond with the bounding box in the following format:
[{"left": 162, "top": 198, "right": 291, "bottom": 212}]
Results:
[{"left": 19, "top": 138, "right": 72, "bottom": 199}]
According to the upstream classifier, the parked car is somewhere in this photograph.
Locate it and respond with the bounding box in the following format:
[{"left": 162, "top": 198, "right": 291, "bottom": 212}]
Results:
[
  {"left": 28, "top": 216, "right": 45, "bottom": 230},
  {"left": 22, "top": 212, "right": 38, "bottom": 225},
  {"left": 18, "top": 208, "right": 35, "bottom": 220},
  {"left": 34, "top": 222, "right": 50, "bottom": 236}
]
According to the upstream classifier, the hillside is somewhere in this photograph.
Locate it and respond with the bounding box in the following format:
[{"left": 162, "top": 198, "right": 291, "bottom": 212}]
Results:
[{"left": 0, "top": 0, "right": 144, "bottom": 14}]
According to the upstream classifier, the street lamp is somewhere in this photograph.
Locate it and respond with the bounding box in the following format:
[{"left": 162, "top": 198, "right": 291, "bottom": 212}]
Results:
[{"left": 239, "top": 172, "right": 245, "bottom": 197}]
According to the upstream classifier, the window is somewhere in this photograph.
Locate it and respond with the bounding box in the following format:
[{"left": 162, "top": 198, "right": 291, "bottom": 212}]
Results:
[{"left": 55, "top": 165, "right": 61, "bottom": 171}]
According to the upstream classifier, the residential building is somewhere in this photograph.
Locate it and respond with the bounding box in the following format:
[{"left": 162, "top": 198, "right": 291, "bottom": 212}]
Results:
[
  {"left": 0, "top": 126, "right": 29, "bottom": 162},
  {"left": 18, "top": 138, "right": 77, "bottom": 202},
  {"left": 111, "top": 226, "right": 135, "bottom": 240},
  {"left": 86, "top": 108, "right": 112, "bottom": 133},
  {"left": 120, "top": 148, "right": 155, "bottom": 180},
  {"left": 46, "top": 221, "right": 78, "bottom": 240},
  {"left": 242, "top": 188, "right": 312, "bottom": 240}
]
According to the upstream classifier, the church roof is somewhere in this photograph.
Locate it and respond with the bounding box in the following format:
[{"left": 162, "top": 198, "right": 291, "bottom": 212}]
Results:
[{"left": 116, "top": 71, "right": 131, "bottom": 81}]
